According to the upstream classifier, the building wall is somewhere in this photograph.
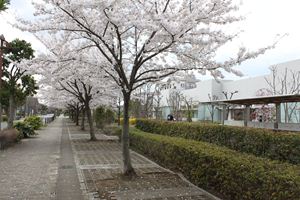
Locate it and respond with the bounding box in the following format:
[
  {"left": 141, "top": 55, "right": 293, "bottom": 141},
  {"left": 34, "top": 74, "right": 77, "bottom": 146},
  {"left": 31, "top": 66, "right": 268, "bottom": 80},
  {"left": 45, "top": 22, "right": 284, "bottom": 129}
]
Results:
[
  {"left": 158, "top": 59, "right": 300, "bottom": 121},
  {"left": 222, "top": 76, "right": 267, "bottom": 99}
]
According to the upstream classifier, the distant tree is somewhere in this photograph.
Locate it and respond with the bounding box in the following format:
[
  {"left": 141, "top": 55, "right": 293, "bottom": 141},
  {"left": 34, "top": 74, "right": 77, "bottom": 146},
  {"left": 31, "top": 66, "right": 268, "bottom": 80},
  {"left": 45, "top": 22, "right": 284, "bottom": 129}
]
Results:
[
  {"left": 131, "top": 83, "right": 154, "bottom": 118},
  {"left": 67, "top": 101, "right": 83, "bottom": 126},
  {"left": 39, "top": 104, "right": 48, "bottom": 115},
  {"left": 94, "top": 106, "right": 115, "bottom": 130},
  {"left": 129, "top": 99, "right": 142, "bottom": 118},
  {"left": 222, "top": 90, "right": 238, "bottom": 119},
  {"left": 3, "top": 39, "right": 37, "bottom": 128},
  {"left": 22, "top": 37, "right": 118, "bottom": 141},
  {"left": 265, "top": 66, "right": 300, "bottom": 122},
  {"left": 116, "top": 96, "right": 122, "bottom": 126},
  {"left": 0, "top": 0, "right": 9, "bottom": 11},
  {"left": 140, "top": 83, "right": 155, "bottom": 118},
  {"left": 167, "top": 90, "right": 182, "bottom": 121},
  {"left": 153, "top": 84, "right": 162, "bottom": 120},
  {"left": 182, "top": 96, "right": 193, "bottom": 122},
  {"left": 207, "top": 93, "right": 219, "bottom": 122}
]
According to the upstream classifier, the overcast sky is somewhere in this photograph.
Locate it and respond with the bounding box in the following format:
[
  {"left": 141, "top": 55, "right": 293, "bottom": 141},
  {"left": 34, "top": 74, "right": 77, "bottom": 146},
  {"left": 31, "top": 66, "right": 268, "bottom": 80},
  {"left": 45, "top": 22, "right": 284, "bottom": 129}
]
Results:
[{"left": 1, "top": 0, "right": 300, "bottom": 80}]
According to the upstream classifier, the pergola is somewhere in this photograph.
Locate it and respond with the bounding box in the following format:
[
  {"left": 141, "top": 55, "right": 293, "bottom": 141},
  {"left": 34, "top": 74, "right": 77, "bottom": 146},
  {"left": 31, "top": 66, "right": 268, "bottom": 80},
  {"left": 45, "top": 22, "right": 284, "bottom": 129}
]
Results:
[{"left": 204, "top": 94, "right": 300, "bottom": 130}]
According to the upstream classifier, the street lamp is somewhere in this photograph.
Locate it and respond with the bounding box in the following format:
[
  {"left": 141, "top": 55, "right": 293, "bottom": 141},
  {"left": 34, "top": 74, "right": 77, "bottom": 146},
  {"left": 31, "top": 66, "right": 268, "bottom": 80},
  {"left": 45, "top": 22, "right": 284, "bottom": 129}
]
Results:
[{"left": 0, "top": 34, "right": 9, "bottom": 130}]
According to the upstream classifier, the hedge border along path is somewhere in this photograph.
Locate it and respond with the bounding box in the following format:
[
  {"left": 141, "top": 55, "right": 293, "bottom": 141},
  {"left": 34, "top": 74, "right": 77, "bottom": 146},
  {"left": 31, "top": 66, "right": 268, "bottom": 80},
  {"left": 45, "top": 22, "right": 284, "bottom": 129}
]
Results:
[
  {"left": 128, "top": 128, "right": 300, "bottom": 200},
  {"left": 136, "top": 119, "right": 300, "bottom": 165}
]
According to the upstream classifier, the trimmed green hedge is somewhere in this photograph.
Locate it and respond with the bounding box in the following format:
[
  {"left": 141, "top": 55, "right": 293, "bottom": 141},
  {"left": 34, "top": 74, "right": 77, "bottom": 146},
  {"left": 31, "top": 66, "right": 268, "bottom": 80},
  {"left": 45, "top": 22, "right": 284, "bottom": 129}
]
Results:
[
  {"left": 128, "top": 128, "right": 300, "bottom": 200},
  {"left": 136, "top": 119, "right": 300, "bottom": 164}
]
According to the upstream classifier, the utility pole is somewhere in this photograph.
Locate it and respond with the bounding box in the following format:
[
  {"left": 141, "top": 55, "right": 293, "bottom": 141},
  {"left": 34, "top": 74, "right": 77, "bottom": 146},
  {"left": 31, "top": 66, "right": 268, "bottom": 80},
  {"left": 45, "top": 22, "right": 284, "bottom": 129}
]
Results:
[{"left": 0, "top": 34, "right": 8, "bottom": 131}]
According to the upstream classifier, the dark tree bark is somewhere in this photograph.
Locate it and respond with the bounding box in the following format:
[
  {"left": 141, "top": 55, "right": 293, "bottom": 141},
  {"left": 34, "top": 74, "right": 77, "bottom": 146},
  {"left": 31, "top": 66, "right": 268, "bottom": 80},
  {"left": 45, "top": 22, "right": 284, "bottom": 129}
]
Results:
[
  {"left": 75, "top": 104, "right": 80, "bottom": 126},
  {"left": 85, "top": 103, "right": 96, "bottom": 141},
  {"left": 7, "top": 94, "right": 15, "bottom": 129},
  {"left": 60, "top": 80, "right": 95, "bottom": 141},
  {"left": 0, "top": 104, "right": 2, "bottom": 130},
  {"left": 81, "top": 108, "right": 85, "bottom": 130},
  {"left": 122, "top": 92, "right": 135, "bottom": 176}
]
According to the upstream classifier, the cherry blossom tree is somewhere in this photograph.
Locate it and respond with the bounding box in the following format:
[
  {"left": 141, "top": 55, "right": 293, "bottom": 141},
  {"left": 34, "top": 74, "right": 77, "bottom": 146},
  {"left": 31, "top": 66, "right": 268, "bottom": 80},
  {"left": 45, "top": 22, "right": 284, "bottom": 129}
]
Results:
[
  {"left": 167, "top": 90, "right": 183, "bottom": 120},
  {"left": 18, "top": 0, "right": 277, "bottom": 176},
  {"left": 21, "top": 36, "right": 118, "bottom": 141},
  {"left": 39, "top": 86, "right": 85, "bottom": 123},
  {"left": 265, "top": 66, "right": 300, "bottom": 122},
  {"left": 153, "top": 83, "right": 163, "bottom": 119}
]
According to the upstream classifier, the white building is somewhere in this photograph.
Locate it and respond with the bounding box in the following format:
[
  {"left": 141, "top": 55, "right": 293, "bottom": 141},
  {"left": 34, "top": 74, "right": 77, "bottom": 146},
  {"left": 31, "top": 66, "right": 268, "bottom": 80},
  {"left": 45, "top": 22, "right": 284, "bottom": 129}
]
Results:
[{"left": 159, "top": 59, "right": 300, "bottom": 125}]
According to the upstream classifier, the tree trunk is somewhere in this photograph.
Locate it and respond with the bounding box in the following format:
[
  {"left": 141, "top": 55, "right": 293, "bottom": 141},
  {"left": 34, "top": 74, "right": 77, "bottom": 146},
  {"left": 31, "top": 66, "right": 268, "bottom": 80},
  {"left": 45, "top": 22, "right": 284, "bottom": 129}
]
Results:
[
  {"left": 118, "top": 105, "right": 121, "bottom": 126},
  {"left": 122, "top": 92, "right": 135, "bottom": 176},
  {"left": 86, "top": 104, "right": 96, "bottom": 141},
  {"left": 81, "top": 108, "right": 85, "bottom": 130},
  {"left": 0, "top": 103, "right": 2, "bottom": 130},
  {"left": 187, "top": 106, "right": 192, "bottom": 122},
  {"left": 75, "top": 106, "right": 79, "bottom": 126},
  {"left": 8, "top": 95, "right": 15, "bottom": 129},
  {"left": 70, "top": 110, "right": 74, "bottom": 121}
]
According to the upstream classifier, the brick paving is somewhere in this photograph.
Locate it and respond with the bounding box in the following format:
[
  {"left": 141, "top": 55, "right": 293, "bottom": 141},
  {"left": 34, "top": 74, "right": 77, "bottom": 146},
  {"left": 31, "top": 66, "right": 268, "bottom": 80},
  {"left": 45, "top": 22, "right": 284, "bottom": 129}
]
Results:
[
  {"left": 56, "top": 120, "right": 83, "bottom": 200},
  {"left": 0, "top": 118, "right": 61, "bottom": 200},
  {"left": 67, "top": 123, "right": 220, "bottom": 200}
]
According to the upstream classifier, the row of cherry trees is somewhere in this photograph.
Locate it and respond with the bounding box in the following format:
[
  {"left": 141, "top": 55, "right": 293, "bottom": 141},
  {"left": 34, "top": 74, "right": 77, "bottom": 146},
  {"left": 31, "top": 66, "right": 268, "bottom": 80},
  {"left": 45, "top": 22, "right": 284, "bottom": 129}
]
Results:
[{"left": 18, "top": 0, "right": 275, "bottom": 176}]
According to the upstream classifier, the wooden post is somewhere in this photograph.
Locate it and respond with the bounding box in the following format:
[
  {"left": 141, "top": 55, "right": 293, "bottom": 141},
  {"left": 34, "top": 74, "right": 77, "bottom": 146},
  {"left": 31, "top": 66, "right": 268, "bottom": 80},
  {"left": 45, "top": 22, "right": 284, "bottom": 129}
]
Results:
[
  {"left": 274, "top": 103, "right": 281, "bottom": 129},
  {"left": 244, "top": 105, "right": 250, "bottom": 127}
]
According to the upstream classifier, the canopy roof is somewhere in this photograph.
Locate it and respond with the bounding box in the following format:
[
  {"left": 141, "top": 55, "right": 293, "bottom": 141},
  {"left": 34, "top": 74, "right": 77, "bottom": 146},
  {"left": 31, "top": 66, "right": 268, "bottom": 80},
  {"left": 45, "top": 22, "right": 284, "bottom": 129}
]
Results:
[{"left": 202, "top": 94, "right": 300, "bottom": 105}]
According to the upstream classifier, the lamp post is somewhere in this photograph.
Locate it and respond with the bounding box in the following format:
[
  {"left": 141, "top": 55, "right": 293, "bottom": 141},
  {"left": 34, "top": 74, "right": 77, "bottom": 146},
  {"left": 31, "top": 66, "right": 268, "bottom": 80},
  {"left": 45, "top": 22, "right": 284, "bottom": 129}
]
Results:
[{"left": 0, "top": 34, "right": 9, "bottom": 130}]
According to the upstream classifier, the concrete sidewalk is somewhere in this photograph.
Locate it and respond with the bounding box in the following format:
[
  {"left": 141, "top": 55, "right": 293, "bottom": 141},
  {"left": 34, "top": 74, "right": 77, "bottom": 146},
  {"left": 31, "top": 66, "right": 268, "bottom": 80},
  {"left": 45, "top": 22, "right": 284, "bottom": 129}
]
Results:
[
  {"left": 0, "top": 118, "right": 62, "bottom": 199},
  {"left": 0, "top": 117, "right": 84, "bottom": 200},
  {"left": 67, "top": 122, "right": 220, "bottom": 200}
]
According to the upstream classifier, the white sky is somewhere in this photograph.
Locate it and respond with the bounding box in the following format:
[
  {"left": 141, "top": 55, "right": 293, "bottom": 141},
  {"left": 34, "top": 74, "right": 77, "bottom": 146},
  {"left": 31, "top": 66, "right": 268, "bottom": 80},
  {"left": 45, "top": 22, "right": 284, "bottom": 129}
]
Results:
[{"left": 0, "top": 0, "right": 300, "bottom": 80}]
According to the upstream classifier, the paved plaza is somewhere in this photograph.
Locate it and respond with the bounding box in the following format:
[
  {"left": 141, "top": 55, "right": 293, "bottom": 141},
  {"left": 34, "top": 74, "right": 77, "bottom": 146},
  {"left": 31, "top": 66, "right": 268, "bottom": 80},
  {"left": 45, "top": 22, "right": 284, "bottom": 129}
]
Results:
[{"left": 0, "top": 118, "right": 219, "bottom": 200}]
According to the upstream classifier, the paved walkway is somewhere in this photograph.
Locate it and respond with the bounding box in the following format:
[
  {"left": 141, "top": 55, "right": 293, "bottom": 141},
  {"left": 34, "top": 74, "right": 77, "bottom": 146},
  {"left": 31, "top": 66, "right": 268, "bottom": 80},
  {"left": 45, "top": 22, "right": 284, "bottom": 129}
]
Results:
[
  {"left": 0, "top": 118, "right": 220, "bottom": 200},
  {"left": 0, "top": 118, "right": 62, "bottom": 199},
  {"left": 56, "top": 120, "right": 83, "bottom": 200},
  {"left": 67, "top": 122, "right": 220, "bottom": 200}
]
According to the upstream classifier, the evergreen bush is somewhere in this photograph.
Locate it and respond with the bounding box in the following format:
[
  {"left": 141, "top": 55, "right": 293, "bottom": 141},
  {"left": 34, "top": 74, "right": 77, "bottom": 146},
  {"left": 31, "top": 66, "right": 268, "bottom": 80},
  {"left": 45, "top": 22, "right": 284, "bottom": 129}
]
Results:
[{"left": 136, "top": 119, "right": 300, "bottom": 164}]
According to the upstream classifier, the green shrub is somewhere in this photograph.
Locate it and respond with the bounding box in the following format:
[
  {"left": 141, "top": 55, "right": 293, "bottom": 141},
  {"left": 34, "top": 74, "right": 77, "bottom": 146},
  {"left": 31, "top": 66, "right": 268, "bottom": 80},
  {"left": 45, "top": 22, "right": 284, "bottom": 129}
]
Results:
[
  {"left": 128, "top": 128, "right": 300, "bottom": 200},
  {"left": 1, "top": 115, "right": 8, "bottom": 122},
  {"left": 94, "top": 106, "right": 106, "bottom": 129},
  {"left": 136, "top": 119, "right": 300, "bottom": 164},
  {"left": 105, "top": 109, "right": 115, "bottom": 124},
  {"left": 24, "top": 116, "right": 43, "bottom": 130},
  {"left": 94, "top": 106, "right": 115, "bottom": 129},
  {"left": 14, "top": 122, "right": 36, "bottom": 138}
]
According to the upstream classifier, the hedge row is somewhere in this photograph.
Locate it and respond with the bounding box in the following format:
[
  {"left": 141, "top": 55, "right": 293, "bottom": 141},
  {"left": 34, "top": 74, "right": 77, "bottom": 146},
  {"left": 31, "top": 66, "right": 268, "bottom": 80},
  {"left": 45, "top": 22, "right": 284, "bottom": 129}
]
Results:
[
  {"left": 136, "top": 119, "right": 300, "bottom": 164},
  {"left": 128, "top": 128, "right": 300, "bottom": 200}
]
